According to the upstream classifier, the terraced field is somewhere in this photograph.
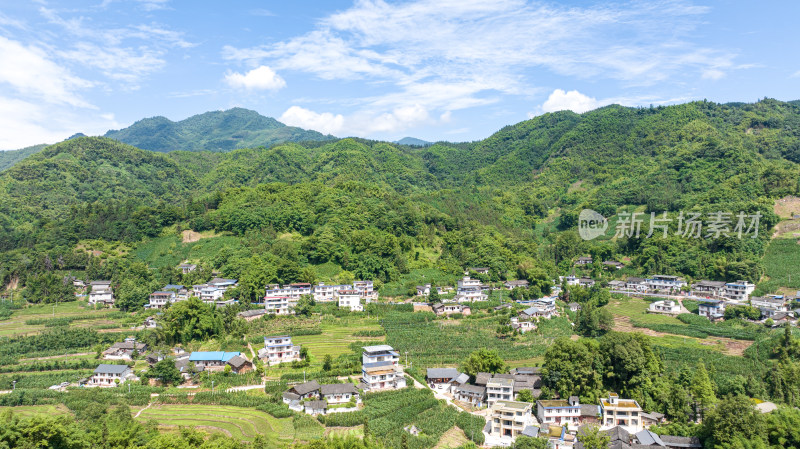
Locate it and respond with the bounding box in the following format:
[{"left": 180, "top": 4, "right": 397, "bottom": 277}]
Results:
[
  {"left": 134, "top": 405, "right": 322, "bottom": 443},
  {"left": 0, "top": 404, "right": 73, "bottom": 418},
  {"left": 292, "top": 320, "right": 384, "bottom": 366}
]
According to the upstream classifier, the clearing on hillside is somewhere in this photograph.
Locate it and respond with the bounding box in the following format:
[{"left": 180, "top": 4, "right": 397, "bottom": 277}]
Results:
[{"left": 773, "top": 196, "right": 800, "bottom": 219}]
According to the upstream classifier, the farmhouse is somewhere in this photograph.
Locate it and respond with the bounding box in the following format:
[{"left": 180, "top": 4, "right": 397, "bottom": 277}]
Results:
[
  {"left": 89, "top": 281, "right": 114, "bottom": 307},
  {"left": 264, "top": 295, "right": 296, "bottom": 315},
  {"left": 648, "top": 299, "right": 681, "bottom": 315},
  {"left": 510, "top": 317, "right": 537, "bottom": 333},
  {"left": 455, "top": 276, "right": 488, "bottom": 302},
  {"left": 337, "top": 289, "right": 363, "bottom": 312},
  {"left": 602, "top": 260, "right": 624, "bottom": 269},
  {"left": 608, "top": 280, "right": 626, "bottom": 290},
  {"left": 578, "top": 277, "right": 595, "bottom": 288},
  {"left": 691, "top": 280, "right": 726, "bottom": 298},
  {"left": 454, "top": 384, "right": 486, "bottom": 406},
  {"left": 226, "top": 355, "right": 253, "bottom": 373},
  {"left": 723, "top": 280, "right": 756, "bottom": 302},
  {"left": 469, "top": 267, "right": 490, "bottom": 275},
  {"left": 148, "top": 291, "right": 176, "bottom": 309},
  {"left": 258, "top": 335, "right": 302, "bottom": 366},
  {"left": 600, "top": 392, "right": 644, "bottom": 433},
  {"left": 698, "top": 300, "right": 726, "bottom": 320},
  {"left": 188, "top": 351, "right": 241, "bottom": 371},
  {"left": 645, "top": 275, "right": 686, "bottom": 292},
  {"left": 489, "top": 400, "right": 535, "bottom": 439},
  {"left": 575, "top": 256, "right": 593, "bottom": 265},
  {"left": 432, "top": 303, "right": 470, "bottom": 316},
  {"left": 751, "top": 296, "right": 789, "bottom": 317},
  {"left": 178, "top": 263, "right": 197, "bottom": 273},
  {"left": 102, "top": 340, "right": 147, "bottom": 360},
  {"left": 238, "top": 309, "right": 268, "bottom": 321},
  {"left": 486, "top": 377, "right": 514, "bottom": 406},
  {"left": 304, "top": 400, "right": 328, "bottom": 415},
  {"left": 361, "top": 345, "right": 405, "bottom": 391},
  {"left": 625, "top": 277, "right": 647, "bottom": 291},
  {"left": 504, "top": 280, "right": 530, "bottom": 290},
  {"left": 320, "top": 383, "right": 360, "bottom": 404},
  {"left": 266, "top": 283, "right": 312, "bottom": 301},
  {"left": 312, "top": 283, "right": 350, "bottom": 302},
  {"left": 536, "top": 397, "right": 580, "bottom": 431},
  {"left": 426, "top": 367, "right": 460, "bottom": 388},
  {"left": 88, "top": 364, "right": 134, "bottom": 387},
  {"left": 568, "top": 302, "right": 581, "bottom": 312},
  {"left": 353, "top": 280, "right": 377, "bottom": 300},
  {"left": 287, "top": 380, "right": 321, "bottom": 400},
  {"left": 416, "top": 284, "right": 443, "bottom": 296}
]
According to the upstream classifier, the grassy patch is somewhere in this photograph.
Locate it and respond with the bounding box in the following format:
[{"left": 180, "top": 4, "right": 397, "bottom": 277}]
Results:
[{"left": 756, "top": 238, "right": 800, "bottom": 295}]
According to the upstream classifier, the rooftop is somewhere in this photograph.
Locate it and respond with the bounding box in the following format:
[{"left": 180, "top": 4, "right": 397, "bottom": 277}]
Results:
[
  {"left": 94, "top": 364, "right": 129, "bottom": 374},
  {"left": 494, "top": 400, "right": 531, "bottom": 410}
]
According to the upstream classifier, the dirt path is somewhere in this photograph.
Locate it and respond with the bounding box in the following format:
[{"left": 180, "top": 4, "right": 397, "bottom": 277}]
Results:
[
  {"left": 613, "top": 315, "right": 752, "bottom": 356},
  {"left": 134, "top": 394, "right": 160, "bottom": 418}
]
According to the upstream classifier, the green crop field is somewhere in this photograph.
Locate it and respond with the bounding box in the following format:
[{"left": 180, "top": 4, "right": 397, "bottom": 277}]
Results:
[
  {"left": 0, "top": 404, "right": 73, "bottom": 418},
  {"left": 756, "top": 237, "right": 800, "bottom": 295},
  {"left": 135, "top": 404, "right": 321, "bottom": 443},
  {"left": 605, "top": 296, "right": 684, "bottom": 325},
  {"left": 291, "top": 319, "right": 384, "bottom": 365},
  {"left": 0, "top": 302, "right": 134, "bottom": 338}
]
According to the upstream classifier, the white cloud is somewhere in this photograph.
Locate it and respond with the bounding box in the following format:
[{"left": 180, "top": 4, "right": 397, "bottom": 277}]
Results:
[
  {"left": 0, "top": 36, "right": 93, "bottom": 107},
  {"left": 280, "top": 106, "right": 344, "bottom": 135},
  {"left": 224, "top": 66, "right": 286, "bottom": 91},
  {"left": 225, "top": 0, "right": 738, "bottom": 137},
  {"left": 541, "top": 89, "right": 601, "bottom": 114}
]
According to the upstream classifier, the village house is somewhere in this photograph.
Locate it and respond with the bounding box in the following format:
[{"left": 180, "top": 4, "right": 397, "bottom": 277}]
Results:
[
  {"left": 455, "top": 276, "right": 488, "bottom": 302},
  {"left": 486, "top": 377, "right": 514, "bottom": 406},
  {"left": 416, "top": 284, "right": 444, "bottom": 296},
  {"left": 286, "top": 380, "right": 321, "bottom": 401},
  {"left": 504, "top": 280, "right": 530, "bottom": 290},
  {"left": 644, "top": 275, "right": 686, "bottom": 292},
  {"left": 226, "top": 355, "right": 253, "bottom": 373},
  {"left": 304, "top": 400, "right": 328, "bottom": 415},
  {"left": 723, "top": 280, "right": 756, "bottom": 302},
  {"left": 178, "top": 263, "right": 197, "bottom": 274},
  {"left": 426, "top": 367, "right": 460, "bottom": 388},
  {"left": 266, "top": 283, "right": 312, "bottom": 301},
  {"left": 536, "top": 397, "right": 581, "bottom": 431},
  {"left": 148, "top": 290, "right": 176, "bottom": 309},
  {"left": 259, "top": 335, "right": 303, "bottom": 366},
  {"left": 697, "top": 300, "right": 726, "bottom": 320},
  {"left": 264, "top": 295, "right": 296, "bottom": 315},
  {"left": 580, "top": 405, "right": 601, "bottom": 426},
  {"left": 88, "top": 281, "right": 114, "bottom": 307},
  {"left": 361, "top": 345, "right": 405, "bottom": 391},
  {"left": 489, "top": 400, "right": 536, "bottom": 439},
  {"left": 454, "top": 384, "right": 486, "bottom": 406},
  {"left": 608, "top": 280, "right": 626, "bottom": 290},
  {"left": 625, "top": 277, "right": 647, "bottom": 292},
  {"left": 320, "top": 383, "right": 360, "bottom": 404},
  {"left": 510, "top": 317, "right": 537, "bottom": 333},
  {"left": 188, "top": 351, "right": 241, "bottom": 371},
  {"left": 602, "top": 261, "right": 624, "bottom": 269},
  {"left": 575, "top": 256, "right": 593, "bottom": 265},
  {"left": 238, "top": 309, "right": 268, "bottom": 321},
  {"left": 312, "top": 283, "right": 350, "bottom": 302},
  {"left": 88, "top": 364, "right": 134, "bottom": 387},
  {"left": 578, "top": 278, "right": 595, "bottom": 288},
  {"left": 469, "top": 267, "right": 490, "bottom": 275},
  {"left": 600, "top": 392, "right": 644, "bottom": 433},
  {"left": 648, "top": 299, "right": 682, "bottom": 315},
  {"left": 164, "top": 284, "right": 190, "bottom": 301},
  {"left": 691, "top": 280, "right": 727, "bottom": 298},
  {"left": 751, "top": 296, "right": 789, "bottom": 317},
  {"left": 337, "top": 289, "right": 363, "bottom": 312},
  {"left": 353, "top": 280, "right": 377, "bottom": 300},
  {"left": 102, "top": 340, "right": 147, "bottom": 360},
  {"left": 568, "top": 302, "right": 582, "bottom": 312},
  {"left": 561, "top": 275, "right": 579, "bottom": 286},
  {"left": 432, "top": 303, "right": 471, "bottom": 316}
]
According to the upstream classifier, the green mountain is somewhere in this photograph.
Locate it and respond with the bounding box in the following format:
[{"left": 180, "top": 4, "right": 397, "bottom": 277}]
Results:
[
  {"left": 395, "top": 137, "right": 432, "bottom": 146},
  {"left": 103, "top": 107, "right": 336, "bottom": 152},
  {"left": 0, "top": 99, "right": 798, "bottom": 300},
  {"left": 0, "top": 144, "right": 49, "bottom": 172}
]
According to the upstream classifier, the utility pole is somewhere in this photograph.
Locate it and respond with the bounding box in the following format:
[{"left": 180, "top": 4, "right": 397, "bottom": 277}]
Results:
[{"left": 212, "top": 380, "right": 214, "bottom": 394}]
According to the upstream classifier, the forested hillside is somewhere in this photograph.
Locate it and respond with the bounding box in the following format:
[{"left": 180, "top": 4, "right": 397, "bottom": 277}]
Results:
[
  {"left": 104, "top": 107, "right": 336, "bottom": 152},
  {"left": 0, "top": 144, "right": 48, "bottom": 172},
  {"left": 0, "top": 99, "right": 799, "bottom": 305}
]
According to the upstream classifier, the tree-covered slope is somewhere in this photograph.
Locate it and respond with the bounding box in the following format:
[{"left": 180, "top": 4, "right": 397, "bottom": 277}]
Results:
[
  {"left": 103, "top": 107, "right": 335, "bottom": 152},
  {"left": 0, "top": 144, "right": 49, "bottom": 172}
]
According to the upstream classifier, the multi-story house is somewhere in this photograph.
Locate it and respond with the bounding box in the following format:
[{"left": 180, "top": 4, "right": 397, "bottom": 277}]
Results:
[
  {"left": 353, "top": 280, "right": 377, "bottom": 300},
  {"left": 89, "top": 281, "right": 114, "bottom": 307},
  {"left": 337, "top": 289, "right": 363, "bottom": 312},
  {"left": 751, "top": 296, "right": 790, "bottom": 318},
  {"left": 258, "top": 336, "right": 302, "bottom": 365},
  {"left": 644, "top": 275, "right": 686, "bottom": 292},
  {"left": 89, "top": 364, "right": 133, "bottom": 387},
  {"left": 536, "top": 397, "right": 581, "bottom": 430},
  {"left": 489, "top": 400, "right": 535, "bottom": 439},
  {"left": 265, "top": 283, "right": 312, "bottom": 300},
  {"left": 454, "top": 384, "right": 486, "bottom": 405},
  {"left": 455, "top": 277, "right": 488, "bottom": 302},
  {"left": 578, "top": 277, "right": 596, "bottom": 288},
  {"left": 163, "top": 284, "right": 190, "bottom": 301},
  {"left": 600, "top": 392, "right": 643, "bottom": 433},
  {"left": 648, "top": 299, "right": 681, "bottom": 315},
  {"left": 691, "top": 280, "right": 726, "bottom": 298},
  {"left": 698, "top": 300, "right": 726, "bottom": 320},
  {"left": 723, "top": 280, "right": 755, "bottom": 302},
  {"left": 625, "top": 277, "right": 647, "bottom": 292},
  {"left": 361, "top": 345, "right": 405, "bottom": 391},
  {"left": 188, "top": 351, "right": 241, "bottom": 371},
  {"left": 148, "top": 291, "right": 176, "bottom": 309},
  {"left": 311, "top": 283, "right": 350, "bottom": 302},
  {"left": 264, "top": 296, "right": 296, "bottom": 315},
  {"left": 486, "top": 377, "right": 514, "bottom": 406}
]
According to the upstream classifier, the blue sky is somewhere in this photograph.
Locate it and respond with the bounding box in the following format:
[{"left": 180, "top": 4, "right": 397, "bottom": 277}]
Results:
[{"left": 0, "top": 0, "right": 799, "bottom": 150}]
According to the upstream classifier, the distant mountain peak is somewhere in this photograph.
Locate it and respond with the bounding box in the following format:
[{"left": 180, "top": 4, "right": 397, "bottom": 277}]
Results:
[
  {"left": 104, "top": 108, "right": 335, "bottom": 153},
  {"left": 395, "top": 137, "right": 432, "bottom": 146}
]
